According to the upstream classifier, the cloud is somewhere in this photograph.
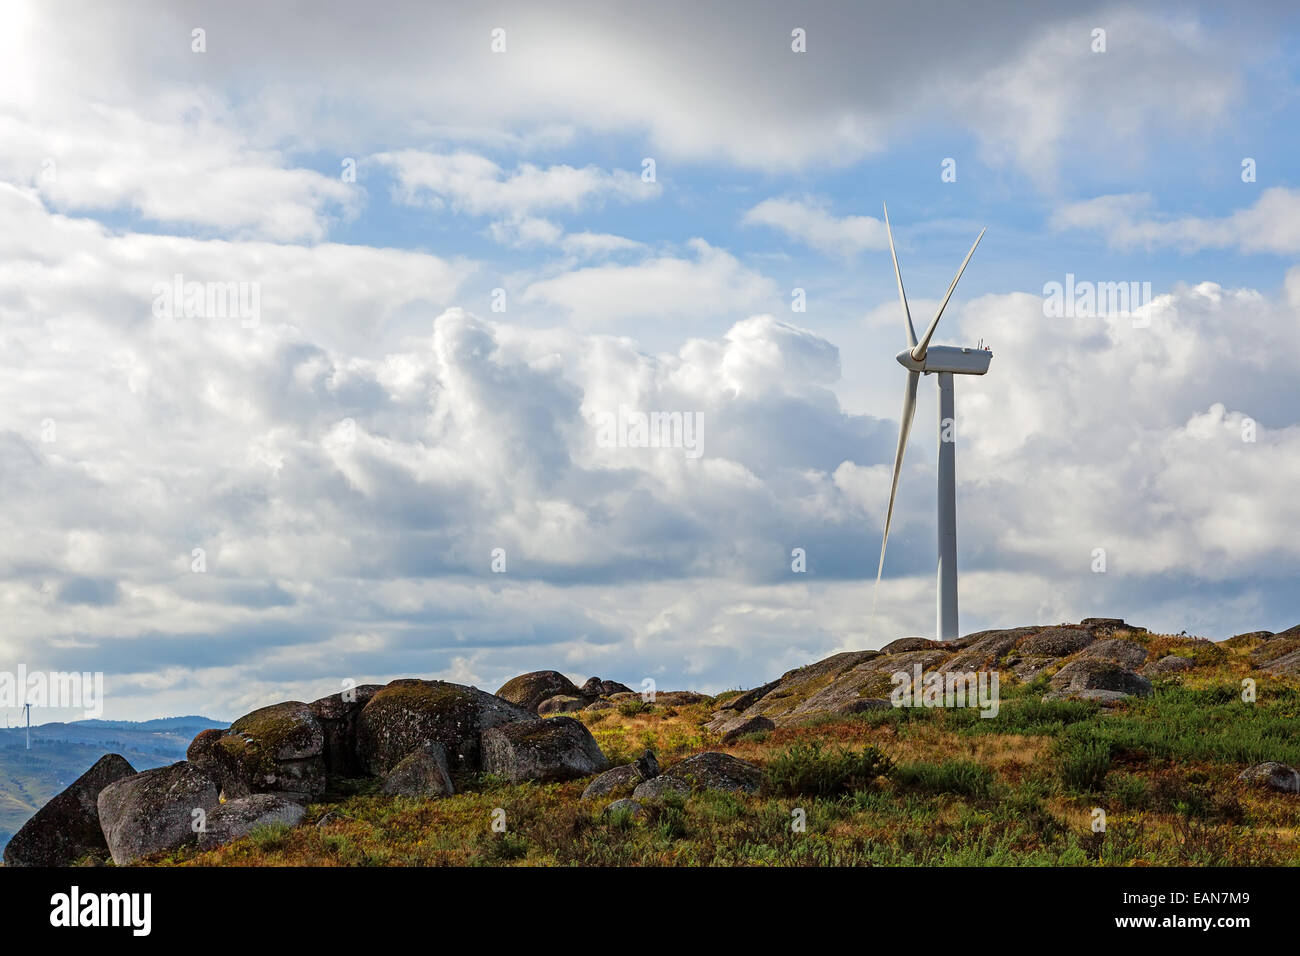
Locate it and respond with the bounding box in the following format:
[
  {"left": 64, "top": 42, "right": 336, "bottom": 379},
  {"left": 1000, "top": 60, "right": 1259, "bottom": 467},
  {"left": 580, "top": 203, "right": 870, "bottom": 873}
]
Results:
[
  {"left": 2, "top": 1, "right": 1255, "bottom": 181},
  {"left": 0, "top": 89, "right": 359, "bottom": 241},
  {"left": 6, "top": 185, "right": 1300, "bottom": 717},
  {"left": 372, "top": 149, "right": 657, "bottom": 216},
  {"left": 1052, "top": 188, "right": 1300, "bottom": 254},
  {"left": 743, "top": 198, "right": 887, "bottom": 255},
  {"left": 952, "top": 9, "right": 1241, "bottom": 185},
  {"left": 521, "top": 239, "right": 780, "bottom": 323}
]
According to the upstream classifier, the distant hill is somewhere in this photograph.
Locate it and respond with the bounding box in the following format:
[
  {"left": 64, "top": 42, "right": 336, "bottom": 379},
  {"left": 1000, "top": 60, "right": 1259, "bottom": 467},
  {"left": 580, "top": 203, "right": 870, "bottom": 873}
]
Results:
[{"left": 0, "top": 716, "right": 225, "bottom": 853}]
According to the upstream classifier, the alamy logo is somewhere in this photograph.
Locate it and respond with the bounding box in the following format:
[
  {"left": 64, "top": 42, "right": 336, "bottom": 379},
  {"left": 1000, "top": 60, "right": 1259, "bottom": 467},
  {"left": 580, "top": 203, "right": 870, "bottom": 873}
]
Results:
[
  {"left": 890, "top": 664, "right": 1000, "bottom": 718},
  {"left": 151, "top": 273, "right": 261, "bottom": 327},
  {"left": 49, "top": 886, "right": 151, "bottom": 936},
  {"left": 594, "top": 405, "right": 703, "bottom": 459},
  {"left": 1042, "top": 273, "right": 1153, "bottom": 320},
  {"left": 0, "top": 666, "right": 103, "bottom": 718}
]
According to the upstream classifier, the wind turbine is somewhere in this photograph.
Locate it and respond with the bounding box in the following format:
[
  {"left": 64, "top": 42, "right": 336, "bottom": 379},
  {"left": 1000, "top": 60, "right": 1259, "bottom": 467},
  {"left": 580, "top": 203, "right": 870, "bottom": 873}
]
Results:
[
  {"left": 24, "top": 701, "right": 31, "bottom": 750},
  {"left": 875, "top": 204, "right": 990, "bottom": 641}
]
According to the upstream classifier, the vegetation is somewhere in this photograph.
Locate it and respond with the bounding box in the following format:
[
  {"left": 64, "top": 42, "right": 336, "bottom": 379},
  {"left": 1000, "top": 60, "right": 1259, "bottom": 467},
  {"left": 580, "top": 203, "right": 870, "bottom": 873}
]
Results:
[{"left": 128, "top": 632, "right": 1300, "bottom": 866}]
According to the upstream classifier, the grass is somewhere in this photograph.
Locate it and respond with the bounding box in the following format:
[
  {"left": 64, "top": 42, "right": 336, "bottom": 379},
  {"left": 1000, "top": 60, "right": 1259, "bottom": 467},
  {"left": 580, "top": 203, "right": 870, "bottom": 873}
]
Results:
[
  {"left": 133, "top": 633, "right": 1300, "bottom": 868},
  {"left": 763, "top": 742, "right": 894, "bottom": 797}
]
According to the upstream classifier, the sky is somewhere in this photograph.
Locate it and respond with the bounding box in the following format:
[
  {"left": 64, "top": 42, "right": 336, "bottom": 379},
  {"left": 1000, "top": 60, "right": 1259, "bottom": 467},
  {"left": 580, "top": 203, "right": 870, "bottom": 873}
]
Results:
[{"left": 2, "top": 0, "right": 1299, "bottom": 722}]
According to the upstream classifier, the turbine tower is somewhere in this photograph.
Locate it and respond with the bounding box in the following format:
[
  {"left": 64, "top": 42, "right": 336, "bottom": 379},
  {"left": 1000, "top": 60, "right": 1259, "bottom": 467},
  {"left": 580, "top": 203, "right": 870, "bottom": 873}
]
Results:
[{"left": 875, "top": 204, "right": 990, "bottom": 641}]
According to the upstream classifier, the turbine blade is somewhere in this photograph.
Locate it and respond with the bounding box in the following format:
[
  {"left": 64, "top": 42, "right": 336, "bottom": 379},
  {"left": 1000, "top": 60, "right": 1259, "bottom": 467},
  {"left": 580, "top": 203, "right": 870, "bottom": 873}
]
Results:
[
  {"left": 883, "top": 202, "right": 918, "bottom": 348},
  {"left": 911, "top": 227, "right": 985, "bottom": 361},
  {"left": 873, "top": 369, "right": 920, "bottom": 612}
]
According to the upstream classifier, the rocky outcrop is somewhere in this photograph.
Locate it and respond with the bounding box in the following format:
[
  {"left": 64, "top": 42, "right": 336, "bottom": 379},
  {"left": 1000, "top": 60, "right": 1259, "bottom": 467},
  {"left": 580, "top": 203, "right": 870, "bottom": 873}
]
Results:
[
  {"left": 880, "top": 637, "right": 946, "bottom": 653},
  {"left": 1045, "top": 659, "right": 1153, "bottom": 702},
  {"left": 1143, "top": 654, "right": 1195, "bottom": 677},
  {"left": 633, "top": 752, "right": 762, "bottom": 800},
  {"left": 187, "top": 701, "right": 327, "bottom": 799},
  {"left": 1020, "top": 626, "right": 1096, "bottom": 657},
  {"left": 381, "top": 742, "right": 455, "bottom": 798},
  {"left": 1078, "top": 639, "right": 1148, "bottom": 669},
  {"left": 1238, "top": 761, "right": 1300, "bottom": 793},
  {"left": 196, "top": 793, "right": 307, "bottom": 849},
  {"left": 720, "top": 679, "right": 780, "bottom": 712},
  {"left": 581, "top": 750, "right": 660, "bottom": 801},
  {"left": 3, "top": 753, "right": 136, "bottom": 867},
  {"left": 538, "top": 695, "right": 587, "bottom": 714},
  {"left": 719, "top": 715, "right": 776, "bottom": 743},
  {"left": 941, "top": 626, "right": 1040, "bottom": 670},
  {"left": 1253, "top": 628, "right": 1300, "bottom": 676},
  {"left": 310, "top": 684, "right": 384, "bottom": 778},
  {"left": 580, "top": 677, "right": 634, "bottom": 698},
  {"left": 481, "top": 716, "right": 609, "bottom": 783},
  {"left": 97, "top": 761, "right": 220, "bottom": 865},
  {"left": 495, "top": 671, "right": 582, "bottom": 714},
  {"left": 1080, "top": 617, "right": 1147, "bottom": 635},
  {"left": 355, "top": 679, "right": 533, "bottom": 773},
  {"left": 645, "top": 691, "right": 710, "bottom": 706},
  {"left": 705, "top": 711, "right": 777, "bottom": 740}
]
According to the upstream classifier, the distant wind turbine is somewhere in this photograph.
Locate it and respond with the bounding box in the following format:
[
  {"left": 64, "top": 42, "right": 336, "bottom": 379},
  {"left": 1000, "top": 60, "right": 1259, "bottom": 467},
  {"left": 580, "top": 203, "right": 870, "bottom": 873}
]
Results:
[
  {"left": 874, "top": 203, "right": 990, "bottom": 641},
  {"left": 25, "top": 701, "right": 31, "bottom": 750}
]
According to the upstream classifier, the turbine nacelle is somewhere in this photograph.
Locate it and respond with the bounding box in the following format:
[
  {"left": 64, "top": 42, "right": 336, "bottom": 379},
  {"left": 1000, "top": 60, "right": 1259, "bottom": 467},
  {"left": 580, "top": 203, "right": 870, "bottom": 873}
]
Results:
[{"left": 894, "top": 345, "right": 992, "bottom": 376}]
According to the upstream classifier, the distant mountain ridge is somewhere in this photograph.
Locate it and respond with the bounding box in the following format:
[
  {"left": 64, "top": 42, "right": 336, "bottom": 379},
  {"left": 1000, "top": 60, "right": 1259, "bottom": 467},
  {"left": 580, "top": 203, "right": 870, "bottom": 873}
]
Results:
[{"left": 0, "top": 715, "right": 225, "bottom": 854}]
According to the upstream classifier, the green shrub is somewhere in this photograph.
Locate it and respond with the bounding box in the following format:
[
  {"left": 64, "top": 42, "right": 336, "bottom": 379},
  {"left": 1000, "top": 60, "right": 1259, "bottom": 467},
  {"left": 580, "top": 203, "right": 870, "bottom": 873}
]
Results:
[
  {"left": 476, "top": 831, "right": 529, "bottom": 863},
  {"left": 1106, "top": 772, "right": 1150, "bottom": 809},
  {"left": 892, "top": 759, "right": 994, "bottom": 798},
  {"left": 764, "top": 742, "right": 895, "bottom": 797},
  {"left": 1055, "top": 734, "right": 1111, "bottom": 792},
  {"left": 246, "top": 822, "right": 293, "bottom": 851}
]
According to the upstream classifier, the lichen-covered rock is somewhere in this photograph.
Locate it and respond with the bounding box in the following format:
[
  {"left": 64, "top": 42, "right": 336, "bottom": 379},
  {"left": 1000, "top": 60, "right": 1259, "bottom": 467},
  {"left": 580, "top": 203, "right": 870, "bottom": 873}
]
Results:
[
  {"left": 1238, "top": 761, "right": 1300, "bottom": 793},
  {"left": 1007, "top": 655, "right": 1057, "bottom": 681},
  {"left": 1020, "top": 626, "right": 1096, "bottom": 657},
  {"left": 633, "top": 752, "right": 762, "bottom": 800},
  {"left": 481, "top": 716, "right": 609, "bottom": 783},
  {"left": 941, "top": 627, "right": 1039, "bottom": 670},
  {"left": 196, "top": 793, "right": 306, "bottom": 849},
  {"left": 381, "top": 742, "right": 454, "bottom": 798},
  {"left": 97, "top": 761, "right": 220, "bottom": 865},
  {"left": 1080, "top": 617, "right": 1147, "bottom": 635},
  {"left": 538, "top": 694, "right": 587, "bottom": 715},
  {"left": 309, "top": 684, "right": 384, "bottom": 778},
  {"left": 1253, "top": 630, "right": 1300, "bottom": 676},
  {"left": 187, "top": 701, "right": 327, "bottom": 799},
  {"left": 720, "top": 679, "right": 780, "bottom": 712},
  {"left": 356, "top": 679, "right": 534, "bottom": 773},
  {"left": 1078, "top": 639, "right": 1148, "bottom": 669},
  {"left": 880, "top": 637, "right": 946, "bottom": 653},
  {"left": 581, "top": 750, "right": 659, "bottom": 800},
  {"left": 581, "top": 764, "right": 644, "bottom": 801},
  {"left": 3, "top": 753, "right": 136, "bottom": 867},
  {"left": 1143, "top": 654, "right": 1196, "bottom": 677},
  {"left": 720, "top": 715, "right": 776, "bottom": 743},
  {"left": 580, "top": 677, "right": 634, "bottom": 698},
  {"left": 495, "top": 671, "right": 582, "bottom": 714},
  {"left": 1263, "top": 650, "right": 1300, "bottom": 677},
  {"left": 782, "top": 650, "right": 945, "bottom": 725},
  {"left": 1045, "top": 659, "right": 1152, "bottom": 701},
  {"left": 646, "top": 691, "right": 710, "bottom": 706},
  {"left": 630, "top": 774, "right": 692, "bottom": 801},
  {"left": 1224, "top": 629, "right": 1273, "bottom": 648}
]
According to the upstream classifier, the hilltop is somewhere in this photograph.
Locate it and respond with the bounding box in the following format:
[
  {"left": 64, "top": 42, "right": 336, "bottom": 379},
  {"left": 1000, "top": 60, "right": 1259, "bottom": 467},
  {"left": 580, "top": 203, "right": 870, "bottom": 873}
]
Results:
[{"left": 6, "top": 619, "right": 1300, "bottom": 867}]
